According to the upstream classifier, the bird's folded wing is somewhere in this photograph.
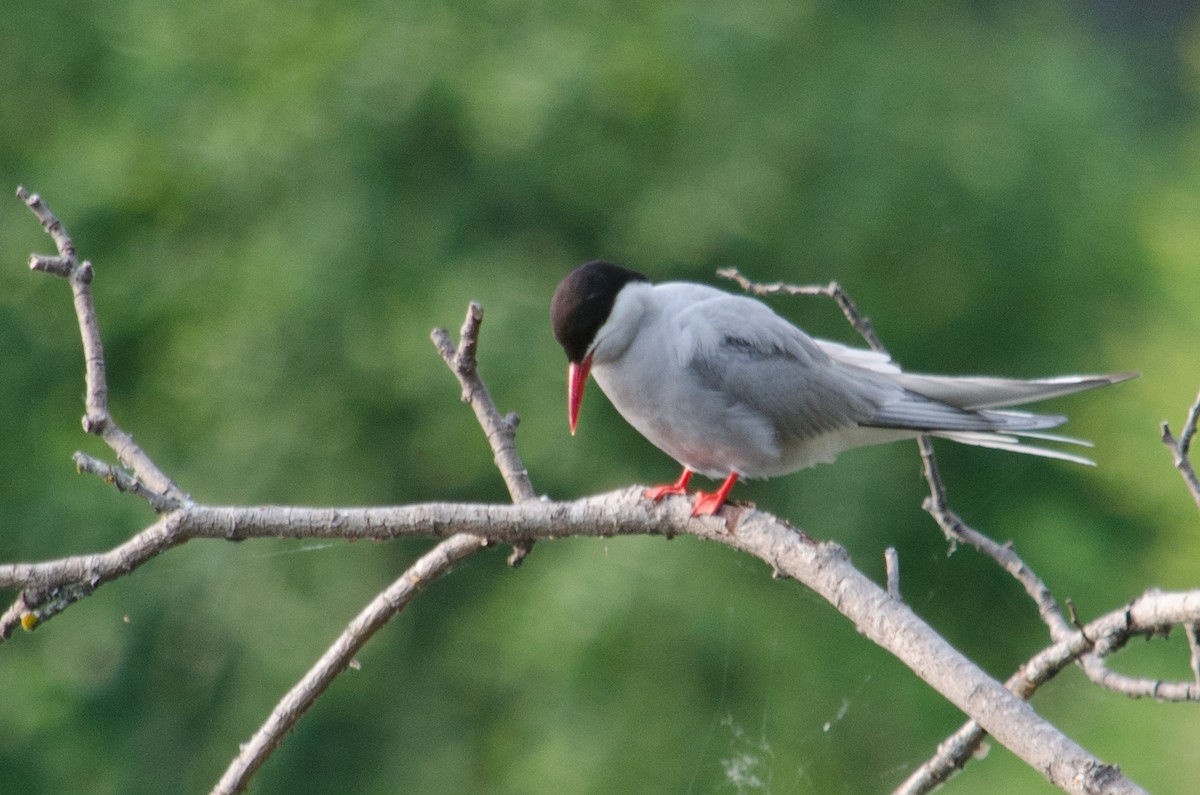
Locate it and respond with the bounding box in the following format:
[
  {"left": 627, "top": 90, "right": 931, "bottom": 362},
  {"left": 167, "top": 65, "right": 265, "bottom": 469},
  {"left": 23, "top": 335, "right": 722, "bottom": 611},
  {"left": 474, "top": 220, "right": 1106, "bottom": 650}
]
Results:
[{"left": 674, "top": 294, "right": 890, "bottom": 440}]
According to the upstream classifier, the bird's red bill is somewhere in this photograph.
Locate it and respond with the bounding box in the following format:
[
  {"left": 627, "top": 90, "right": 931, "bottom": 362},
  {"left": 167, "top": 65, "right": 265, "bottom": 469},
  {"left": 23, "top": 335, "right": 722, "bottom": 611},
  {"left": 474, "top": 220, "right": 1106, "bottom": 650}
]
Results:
[{"left": 567, "top": 355, "right": 592, "bottom": 435}]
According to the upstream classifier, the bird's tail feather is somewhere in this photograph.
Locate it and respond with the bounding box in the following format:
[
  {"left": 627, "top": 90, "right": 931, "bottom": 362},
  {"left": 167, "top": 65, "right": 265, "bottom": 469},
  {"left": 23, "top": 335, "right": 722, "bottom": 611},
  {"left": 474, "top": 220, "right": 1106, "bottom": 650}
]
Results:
[
  {"left": 932, "top": 430, "right": 1097, "bottom": 466},
  {"left": 892, "top": 372, "right": 1138, "bottom": 411}
]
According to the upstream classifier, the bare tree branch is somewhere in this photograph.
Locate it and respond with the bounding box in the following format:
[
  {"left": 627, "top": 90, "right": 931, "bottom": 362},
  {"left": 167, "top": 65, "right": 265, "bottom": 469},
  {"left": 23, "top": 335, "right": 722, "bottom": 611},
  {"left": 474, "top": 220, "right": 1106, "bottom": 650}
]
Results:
[
  {"left": 919, "top": 439, "right": 1074, "bottom": 629},
  {"left": 0, "top": 512, "right": 189, "bottom": 639},
  {"left": 896, "top": 589, "right": 1200, "bottom": 794},
  {"left": 433, "top": 302, "right": 537, "bottom": 565},
  {"left": 2, "top": 487, "right": 1171, "bottom": 793},
  {"left": 17, "top": 187, "right": 189, "bottom": 510},
  {"left": 914, "top": 427, "right": 1200, "bottom": 792},
  {"left": 716, "top": 267, "right": 884, "bottom": 349},
  {"left": 431, "top": 303, "right": 535, "bottom": 504},
  {"left": 72, "top": 452, "right": 182, "bottom": 513}
]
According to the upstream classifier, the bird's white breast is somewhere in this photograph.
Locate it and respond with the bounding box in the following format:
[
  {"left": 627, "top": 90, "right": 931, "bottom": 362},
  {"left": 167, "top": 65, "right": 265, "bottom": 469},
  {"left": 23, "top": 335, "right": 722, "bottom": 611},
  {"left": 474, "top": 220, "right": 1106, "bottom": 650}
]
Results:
[{"left": 589, "top": 283, "right": 789, "bottom": 479}]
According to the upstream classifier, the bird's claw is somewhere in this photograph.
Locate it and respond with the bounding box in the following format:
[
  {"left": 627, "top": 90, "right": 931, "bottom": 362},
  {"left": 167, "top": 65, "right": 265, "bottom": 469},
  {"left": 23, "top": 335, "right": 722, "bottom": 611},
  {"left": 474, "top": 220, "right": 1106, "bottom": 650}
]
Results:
[
  {"left": 690, "top": 491, "right": 727, "bottom": 516},
  {"left": 644, "top": 484, "right": 689, "bottom": 501}
]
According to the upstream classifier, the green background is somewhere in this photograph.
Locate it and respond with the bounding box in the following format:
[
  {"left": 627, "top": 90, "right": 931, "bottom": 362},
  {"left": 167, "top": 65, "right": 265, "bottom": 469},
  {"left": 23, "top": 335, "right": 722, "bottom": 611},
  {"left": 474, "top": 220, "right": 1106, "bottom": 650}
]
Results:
[{"left": 3, "top": 1, "right": 1199, "bottom": 792}]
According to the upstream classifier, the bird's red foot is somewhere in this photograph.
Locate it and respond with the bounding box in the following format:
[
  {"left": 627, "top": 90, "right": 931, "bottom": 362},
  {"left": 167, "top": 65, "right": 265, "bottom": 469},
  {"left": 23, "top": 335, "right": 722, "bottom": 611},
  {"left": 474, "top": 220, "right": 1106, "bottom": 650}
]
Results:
[
  {"left": 689, "top": 472, "right": 740, "bottom": 516},
  {"left": 644, "top": 483, "right": 689, "bottom": 500},
  {"left": 643, "top": 468, "right": 693, "bottom": 502},
  {"left": 690, "top": 491, "right": 727, "bottom": 516}
]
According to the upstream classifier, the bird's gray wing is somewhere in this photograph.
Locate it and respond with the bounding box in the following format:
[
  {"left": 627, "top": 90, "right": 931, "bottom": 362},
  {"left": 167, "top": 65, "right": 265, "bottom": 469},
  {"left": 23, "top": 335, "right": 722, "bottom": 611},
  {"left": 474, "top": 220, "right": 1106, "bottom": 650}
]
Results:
[
  {"left": 672, "top": 294, "right": 891, "bottom": 441},
  {"left": 676, "top": 294, "right": 1082, "bottom": 435}
]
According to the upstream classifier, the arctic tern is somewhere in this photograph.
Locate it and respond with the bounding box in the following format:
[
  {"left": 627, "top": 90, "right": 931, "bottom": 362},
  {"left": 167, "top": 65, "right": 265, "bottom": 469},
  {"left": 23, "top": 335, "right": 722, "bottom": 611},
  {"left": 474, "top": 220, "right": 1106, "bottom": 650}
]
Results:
[{"left": 550, "top": 260, "right": 1136, "bottom": 516}]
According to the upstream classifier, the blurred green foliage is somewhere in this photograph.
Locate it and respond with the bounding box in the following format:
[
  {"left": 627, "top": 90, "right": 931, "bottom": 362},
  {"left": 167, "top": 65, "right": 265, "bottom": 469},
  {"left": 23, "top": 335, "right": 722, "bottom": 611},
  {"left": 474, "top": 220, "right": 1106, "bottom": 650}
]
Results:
[{"left": 2, "top": 1, "right": 1199, "bottom": 792}]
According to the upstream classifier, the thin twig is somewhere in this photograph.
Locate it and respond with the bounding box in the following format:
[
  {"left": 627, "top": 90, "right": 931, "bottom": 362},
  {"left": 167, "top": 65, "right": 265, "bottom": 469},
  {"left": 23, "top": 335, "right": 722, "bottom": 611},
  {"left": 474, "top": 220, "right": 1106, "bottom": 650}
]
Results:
[
  {"left": 921, "top": 438, "right": 1073, "bottom": 635},
  {"left": 73, "top": 452, "right": 180, "bottom": 513},
  {"left": 431, "top": 302, "right": 536, "bottom": 504},
  {"left": 433, "top": 301, "right": 537, "bottom": 566},
  {"left": 885, "top": 547, "right": 901, "bottom": 600},
  {"left": 1179, "top": 390, "right": 1200, "bottom": 455},
  {"left": 16, "top": 186, "right": 189, "bottom": 511},
  {"left": 1078, "top": 655, "right": 1200, "bottom": 701},
  {"left": 1161, "top": 387, "right": 1200, "bottom": 513},
  {"left": 0, "top": 593, "right": 35, "bottom": 638},
  {"left": 1186, "top": 624, "right": 1200, "bottom": 693},
  {"left": 717, "top": 267, "right": 883, "bottom": 349}
]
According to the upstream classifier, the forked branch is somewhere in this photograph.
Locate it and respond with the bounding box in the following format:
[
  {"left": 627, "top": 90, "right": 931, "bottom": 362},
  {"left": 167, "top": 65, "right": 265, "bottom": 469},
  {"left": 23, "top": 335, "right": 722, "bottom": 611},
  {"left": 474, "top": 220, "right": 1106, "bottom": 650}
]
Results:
[
  {"left": 432, "top": 303, "right": 537, "bottom": 566},
  {"left": 17, "top": 187, "right": 189, "bottom": 511}
]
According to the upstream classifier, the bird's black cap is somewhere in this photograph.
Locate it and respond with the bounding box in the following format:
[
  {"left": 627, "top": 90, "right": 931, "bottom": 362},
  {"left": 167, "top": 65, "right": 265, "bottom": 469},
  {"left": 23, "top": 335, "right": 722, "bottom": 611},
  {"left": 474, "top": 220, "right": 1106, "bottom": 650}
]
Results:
[{"left": 550, "top": 260, "right": 649, "bottom": 363}]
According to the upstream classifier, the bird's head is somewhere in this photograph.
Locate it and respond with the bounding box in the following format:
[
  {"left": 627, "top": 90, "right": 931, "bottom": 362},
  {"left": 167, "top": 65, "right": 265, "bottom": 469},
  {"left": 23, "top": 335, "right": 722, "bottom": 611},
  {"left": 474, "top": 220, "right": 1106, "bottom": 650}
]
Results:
[{"left": 550, "top": 260, "right": 649, "bottom": 434}]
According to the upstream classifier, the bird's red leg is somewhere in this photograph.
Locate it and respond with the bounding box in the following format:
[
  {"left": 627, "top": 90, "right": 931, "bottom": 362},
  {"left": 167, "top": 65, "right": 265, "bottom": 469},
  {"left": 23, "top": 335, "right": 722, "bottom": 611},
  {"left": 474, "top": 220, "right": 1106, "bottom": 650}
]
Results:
[
  {"left": 643, "top": 468, "right": 693, "bottom": 501},
  {"left": 691, "top": 473, "right": 739, "bottom": 516}
]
